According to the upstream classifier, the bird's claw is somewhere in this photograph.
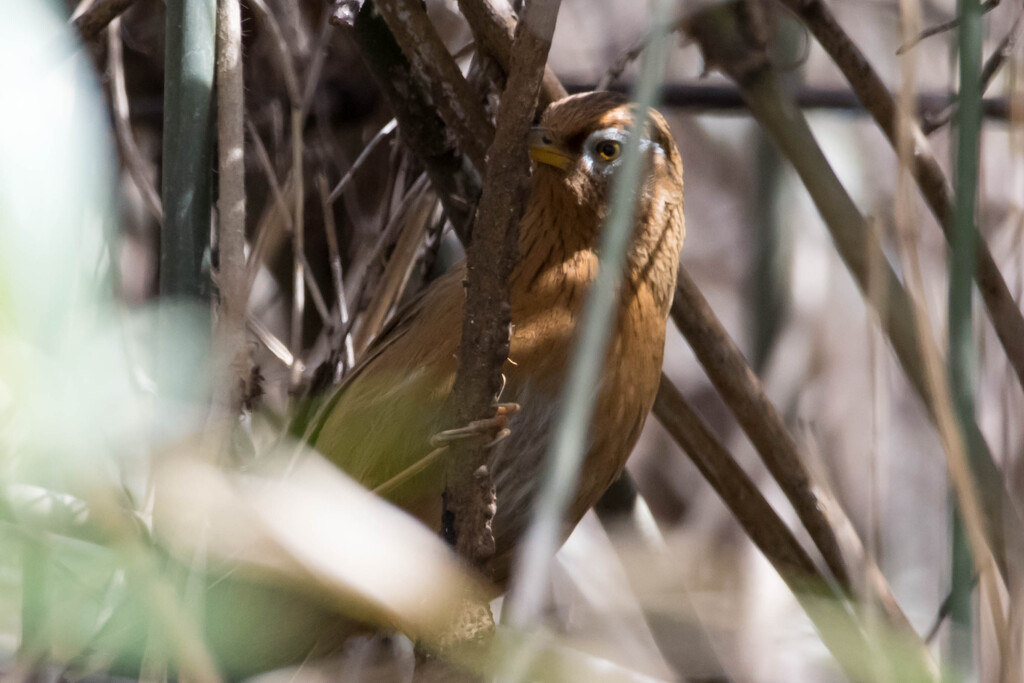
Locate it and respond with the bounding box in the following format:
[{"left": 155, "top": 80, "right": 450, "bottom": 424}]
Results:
[{"left": 429, "top": 402, "right": 520, "bottom": 448}]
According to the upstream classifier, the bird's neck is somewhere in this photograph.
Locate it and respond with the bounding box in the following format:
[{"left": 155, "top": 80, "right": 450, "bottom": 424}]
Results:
[{"left": 509, "top": 184, "right": 681, "bottom": 318}]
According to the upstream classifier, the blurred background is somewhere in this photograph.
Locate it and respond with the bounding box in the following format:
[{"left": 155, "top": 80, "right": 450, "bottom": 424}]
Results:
[{"left": 2, "top": 0, "right": 1023, "bottom": 680}]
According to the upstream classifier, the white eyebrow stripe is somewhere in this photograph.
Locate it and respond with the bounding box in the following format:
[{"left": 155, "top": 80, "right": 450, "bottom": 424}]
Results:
[{"left": 585, "top": 127, "right": 664, "bottom": 156}]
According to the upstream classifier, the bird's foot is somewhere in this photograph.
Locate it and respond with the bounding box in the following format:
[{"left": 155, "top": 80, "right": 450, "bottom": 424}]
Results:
[{"left": 429, "top": 403, "right": 520, "bottom": 449}]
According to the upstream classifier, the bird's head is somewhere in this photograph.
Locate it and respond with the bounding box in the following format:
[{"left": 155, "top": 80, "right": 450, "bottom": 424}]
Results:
[{"left": 527, "top": 91, "right": 684, "bottom": 239}]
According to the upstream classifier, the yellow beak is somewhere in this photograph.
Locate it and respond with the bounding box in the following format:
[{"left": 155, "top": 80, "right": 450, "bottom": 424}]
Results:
[{"left": 528, "top": 127, "right": 572, "bottom": 170}]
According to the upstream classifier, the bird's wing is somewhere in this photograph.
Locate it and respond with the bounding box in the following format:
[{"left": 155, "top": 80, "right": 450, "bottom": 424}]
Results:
[{"left": 308, "top": 265, "right": 465, "bottom": 501}]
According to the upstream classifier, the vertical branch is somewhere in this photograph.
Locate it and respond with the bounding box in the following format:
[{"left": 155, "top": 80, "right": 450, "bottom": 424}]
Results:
[
  {"left": 504, "top": 0, "right": 674, "bottom": 646},
  {"left": 290, "top": 108, "right": 306, "bottom": 388},
  {"left": 214, "top": 0, "right": 248, "bottom": 410},
  {"left": 445, "top": 0, "right": 563, "bottom": 569},
  {"left": 949, "top": 0, "right": 985, "bottom": 673},
  {"left": 161, "top": 0, "right": 216, "bottom": 300}
]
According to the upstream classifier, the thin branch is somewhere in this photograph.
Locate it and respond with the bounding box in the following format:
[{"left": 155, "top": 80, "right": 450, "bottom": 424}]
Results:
[
  {"left": 352, "top": 174, "right": 433, "bottom": 352},
  {"left": 298, "top": 252, "right": 331, "bottom": 324},
  {"left": 108, "top": 18, "right": 163, "bottom": 225},
  {"left": 248, "top": 0, "right": 302, "bottom": 106},
  {"left": 896, "top": 0, "right": 999, "bottom": 54},
  {"left": 777, "top": 0, "right": 1024, "bottom": 410},
  {"left": 326, "top": 119, "right": 398, "bottom": 204},
  {"left": 72, "top": 0, "right": 139, "bottom": 42},
  {"left": 317, "top": 175, "right": 356, "bottom": 373},
  {"left": 444, "top": 0, "right": 563, "bottom": 579},
  {"left": 651, "top": 377, "right": 888, "bottom": 682},
  {"left": 374, "top": 0, "right": 494, "bottom": 170},
  {"left": 456, "top": 0, "right": 567, "bottom": 106},
  {"left": 214, "top": 0, "right": 249, "bottom": 413},
  {"left": 344, "top": 1, "right": 480, "bottom": 241},
  {"left": 247, "top": 314, "right": 296, "bottom": 368},
  {"left": 289, "top": 108, "right": 306, "bottom": 388},
  {"left": 684, "top": 1, "right": 1018, "bottom": 575},
  {"left": 670, "top": 268, "right": 855, "bottom": 591}
]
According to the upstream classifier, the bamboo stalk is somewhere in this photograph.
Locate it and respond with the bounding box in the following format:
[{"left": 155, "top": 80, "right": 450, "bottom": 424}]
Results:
[
  {"left": 161, "top": 0, "right": 215, "bottom": 301},
  {"left": 949, "top": 0, "right": 985, "bottom": 674}
]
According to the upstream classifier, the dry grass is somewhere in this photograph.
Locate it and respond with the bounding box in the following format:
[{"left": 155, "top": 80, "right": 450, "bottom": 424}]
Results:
[{"left": 0, "top": 0, "right": 1022, "bottom": 680}]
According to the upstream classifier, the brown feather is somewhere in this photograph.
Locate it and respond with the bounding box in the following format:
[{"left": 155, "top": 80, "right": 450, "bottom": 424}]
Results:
[{"left": 313, "top": 92, "right": 685, "bottom": 585}]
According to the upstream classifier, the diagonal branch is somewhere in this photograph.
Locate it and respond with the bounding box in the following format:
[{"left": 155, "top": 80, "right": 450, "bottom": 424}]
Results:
[
  {"left": 778, "top": 0, "right": 1024, "bottom": 399},
  {"left": 72, "top": 0, "right": 139, "bottom": 42},
  {"left": 651, "top": 377, "right": 924, "bottom": 681},
  {"left": 683, "top": 1, "right": 1019, "bottom": 574},
  {"left": 456, "top": 0, "right": 567, "bottom": 107},
  {"left": 374, "top": 0, "right": 494, "bottom": 171},
  {"left": 342, "top": 1, "right": 480, "bottom": 241}
]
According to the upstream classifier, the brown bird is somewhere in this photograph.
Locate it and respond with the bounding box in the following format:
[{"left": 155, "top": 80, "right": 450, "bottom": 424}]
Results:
[{"left": 311, "top": 91, "right": 684, "bottom": 583}]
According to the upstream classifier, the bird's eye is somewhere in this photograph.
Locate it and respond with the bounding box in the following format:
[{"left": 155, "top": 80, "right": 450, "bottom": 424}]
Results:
[{"left": 595, "top": 139, "right": 621, "bottom": 161}]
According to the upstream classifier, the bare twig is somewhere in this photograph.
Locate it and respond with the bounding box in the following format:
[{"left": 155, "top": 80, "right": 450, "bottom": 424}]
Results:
[
  {"left": 921, "top": 11, "right": 1024, "bottom": 134},
  {"left": 317, "top": 175, "right": 356, "bottom": 373},
  {"left": 456, "top": 0, "right": 567, "bottom": 106},
  {"left": 777, "top": 0, "right": 1024, "bottom": 406},
  {"left": 896, "top": 0, "right": 999, "bottom": 54},
  {"left": 345, "top": 1, "right": 480, "bottom": 240},
  {"left": 652, "top": 377, "right": 825, "bottom": 585},
  {"left": 298, "top": 252, "right": 331, "bottom": 324},
  {"left": 289, "top": 108, "right": 305, "bottom": 388},
  {"left": 72, "top": 0, "right": 139, "bottom": 42},
  {"left": 374, "top": 0, "right": 494, "bottom": 170},
  {"left": 214, "top": 0, "right": 249, "bottom": 413},
  {"left": 672, "top": 262, "right": 859, "bottom": 582},
  {"left": 246, "top": 120, "right": 294, "bottom": 231},
  {"left": 108, "top": 18, "right": 163, "bottom": 225},
  {"left": 684, "top": 2, "right": 1018, "bottom": 573},
  {"left": 444, "top": 0, "right": 563, "bottom": 574},
  {"left": 327, "top": 119, "right": 398, "bottom": 204},
  {"left": 247, "top": 314, "right": 296, "bottom": 368},
  {"left": 248, "top": 0, "right": 302, "bottom": 106},
  {"left": 353, "top": 176, "right": 436, "bottom": 352}
]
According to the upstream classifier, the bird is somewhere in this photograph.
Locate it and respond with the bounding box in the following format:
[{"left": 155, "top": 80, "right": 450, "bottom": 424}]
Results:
[{"left": 309, "top": 90, "right": 685, "bottom": 585}]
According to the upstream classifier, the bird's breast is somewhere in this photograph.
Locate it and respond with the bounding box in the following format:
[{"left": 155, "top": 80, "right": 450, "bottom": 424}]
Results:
[{"left": 486, "top": 258, "right": 668, "bottom": 581}]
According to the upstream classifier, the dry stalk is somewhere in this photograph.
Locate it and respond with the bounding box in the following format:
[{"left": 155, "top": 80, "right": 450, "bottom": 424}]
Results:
[
  {"left": 345, "top": 1, "right": 480, "bottom": 240},
  {"left": 72, "top": 0, "right": 139, "bottom": 41},
  {"left": 317, "top": 174, "right": 356, "bottom": 374},
  {"left": 374, "top": 0, "right": 494, "bottom": 170},
  {"left": 289, "top": 108, "right": 305, "bottom": 389},
  {"left": 778, "top": 0, "right": 1024, "bottom": 398},
  {"left": 353, "top": 176, "right": 436, "bottom": 352},
  {"left": 455, "top": 0, "right": 567, "bottom": 107},
  {"left": 214, "top": 0, "right": 249, "bottom": 414},
  {"left": 326, "top": 120, "right": 398, "bottom": 204},
  {"left": 653, "top": 377, "right": 904, "bottom": 681},
  {"left": 108, "top": 18, "right": 163, "bottom": 225},
  {"left": 670, "top": 267, "right": 852, "bottom": 592},
  {"left": 683, "top": 1, "right": 1017, "bottom": 574}
]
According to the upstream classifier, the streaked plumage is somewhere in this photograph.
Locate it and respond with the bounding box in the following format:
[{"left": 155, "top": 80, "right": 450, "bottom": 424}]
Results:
[{"left": 313, "top": 91, "right": 685, "bottom": 583}]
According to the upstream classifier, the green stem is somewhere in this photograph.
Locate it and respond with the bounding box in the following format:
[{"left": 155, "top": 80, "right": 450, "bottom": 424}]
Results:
[
  {"left": 949, "top": 0, "right": 983, "bottom": 677},
  {"left": 161, "top": 0, "right": 216, "bottom": 300}
]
